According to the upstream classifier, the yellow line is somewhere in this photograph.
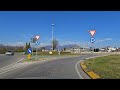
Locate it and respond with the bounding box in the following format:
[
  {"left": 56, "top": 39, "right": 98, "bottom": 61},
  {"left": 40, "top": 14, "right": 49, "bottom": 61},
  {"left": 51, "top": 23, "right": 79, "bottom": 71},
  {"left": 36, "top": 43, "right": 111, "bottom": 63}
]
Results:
[
  {"left": 87, "top": 71, "right": 100, "bottom": 79},
  {"left": 80, "top": 61, "right": 101, "bottom": 79},
  {"left": 81, "top": 62, "right": 87, "bottom": 69}
]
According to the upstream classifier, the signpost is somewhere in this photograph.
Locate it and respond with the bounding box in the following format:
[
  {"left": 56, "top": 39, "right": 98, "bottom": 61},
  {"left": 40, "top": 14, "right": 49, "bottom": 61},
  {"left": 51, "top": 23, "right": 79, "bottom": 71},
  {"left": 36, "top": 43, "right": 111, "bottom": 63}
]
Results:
[
  {"left": 35, "top": 41, "right": 40, "bottom": 45},
  {"left": 35, "top": 41, "right": 40, "bottom": 60},
  {"left": 30, "top": 35, "right": 40, "bottom": 60},
  {"left": 89, "top": 30, "right": 96, "bottom": 60},
  {"left": 90, "top": 37, "right": 96, "bottom": 43},
  {"left": 30, "top": 38, "right": 37, "bottom": 55},
  {"left": 27, "top": 48, "right": 32, "bottom": 59},
  {"left": 89, "top": 30, "right": 96, "bottom": 37},
  {"left": 35, "top": 35, "right": 40, "bottom": 60},
  {"left": 35, "top": 35, "right": 40, "bottom": 40}
]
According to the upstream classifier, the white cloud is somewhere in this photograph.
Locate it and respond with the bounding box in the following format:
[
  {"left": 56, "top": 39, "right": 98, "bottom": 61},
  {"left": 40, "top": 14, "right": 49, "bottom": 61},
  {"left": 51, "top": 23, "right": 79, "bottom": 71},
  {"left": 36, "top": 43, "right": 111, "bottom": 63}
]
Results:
[
  {"left": 96, "top": 38, "right": 112, "bottom": 43},
  {"left": 60, "top": 41, "right": 82, "bottom": 46},
  {"left": 40, "top": 43, "right": 50, "bottom": 47},
  {"left": 7, "top": 42, "right": 25, "bottom": 46}
]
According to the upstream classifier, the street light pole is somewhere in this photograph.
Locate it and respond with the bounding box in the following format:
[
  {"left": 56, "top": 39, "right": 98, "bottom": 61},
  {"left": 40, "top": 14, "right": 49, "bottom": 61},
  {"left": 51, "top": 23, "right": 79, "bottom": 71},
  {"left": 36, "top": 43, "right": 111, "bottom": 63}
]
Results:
[{"left": 52, "top": 24, "right": 54, "bottom": 51}]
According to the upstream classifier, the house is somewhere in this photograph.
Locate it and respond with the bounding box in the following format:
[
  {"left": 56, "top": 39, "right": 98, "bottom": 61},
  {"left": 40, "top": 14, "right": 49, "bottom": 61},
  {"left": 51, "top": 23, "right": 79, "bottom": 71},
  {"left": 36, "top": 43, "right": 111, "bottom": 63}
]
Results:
[
  {"left": 65, "top": 46, "right": 81, "bottom": 53},
  {"left": 107, "top": 47, "right": 116, "bottom": 52}
]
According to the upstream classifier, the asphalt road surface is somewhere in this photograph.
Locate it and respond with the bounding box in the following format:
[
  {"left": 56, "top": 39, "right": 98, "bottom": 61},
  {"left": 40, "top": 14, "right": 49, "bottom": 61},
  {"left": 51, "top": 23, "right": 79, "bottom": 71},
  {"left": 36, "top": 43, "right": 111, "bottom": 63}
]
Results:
[
  {"left": 0, "top": 53, "right": 105, "bottom": 79},
  {"left": 0, "top": 54, "right": 25, "bottom": 68}
]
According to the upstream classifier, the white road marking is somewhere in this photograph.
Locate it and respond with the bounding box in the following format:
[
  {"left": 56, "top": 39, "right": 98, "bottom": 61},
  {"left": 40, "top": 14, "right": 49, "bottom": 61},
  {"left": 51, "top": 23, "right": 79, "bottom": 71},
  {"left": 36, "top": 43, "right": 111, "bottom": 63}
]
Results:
[
  {"left": 75, "top": 60, "right": 84, "bottom": 79},
  {"left": 0, "top": 57, "right": 24, "bottom": 71},
  {"left": 0, "top": 63, "right": 29, "bottom": 75},
  {"left": 0, "top": 57, "right": 26, "bottom": 74}
]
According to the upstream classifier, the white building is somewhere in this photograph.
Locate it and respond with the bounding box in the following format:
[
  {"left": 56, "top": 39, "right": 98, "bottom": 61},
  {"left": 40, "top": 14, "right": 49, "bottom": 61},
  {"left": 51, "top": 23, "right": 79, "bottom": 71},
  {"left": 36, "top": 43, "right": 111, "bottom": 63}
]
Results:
[
  {"left": 107, "top": 47, "right": 116, "bottom": 52},
  {"left": 65, "top": 46, "right": 81, "bottom": 53}
]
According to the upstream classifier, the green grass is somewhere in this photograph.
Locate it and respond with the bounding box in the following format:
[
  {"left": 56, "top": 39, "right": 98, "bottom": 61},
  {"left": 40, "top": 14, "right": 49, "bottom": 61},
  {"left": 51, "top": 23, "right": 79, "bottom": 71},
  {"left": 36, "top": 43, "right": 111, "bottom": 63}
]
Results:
[
  {"left": 23, "top": 59, "right": 42, "bottom": 62},
  {"left": 84, "top": 54, "right": 120, "bottom": 79},
  {"left": 23, "top": 52, "right": 81, "bottom": 63},
  {"left": 31, "top": 51, "right": 81, "bottom": 56}
]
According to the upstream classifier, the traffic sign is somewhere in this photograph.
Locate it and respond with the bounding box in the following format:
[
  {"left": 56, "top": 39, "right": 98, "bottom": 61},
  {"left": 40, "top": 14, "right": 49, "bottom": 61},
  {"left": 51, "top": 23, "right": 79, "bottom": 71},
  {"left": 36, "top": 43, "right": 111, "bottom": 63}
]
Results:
[
  {"left": 89, "top": 30, "right": 96, "bottom": 37},
  {"left": 35, "top": 35, "right": 40, "bottom": 40},
  {"left": 27, "top": 48, "right": 32, "bottom": 54},
  {"left": 90, "top": 37, "right": 96, "bottom": 43},
  {"left": 35, "top": 41, "right": 40, "bottom": 45},
  {"left": 31, "top": 38, "right": 37, "bottom": 43}
]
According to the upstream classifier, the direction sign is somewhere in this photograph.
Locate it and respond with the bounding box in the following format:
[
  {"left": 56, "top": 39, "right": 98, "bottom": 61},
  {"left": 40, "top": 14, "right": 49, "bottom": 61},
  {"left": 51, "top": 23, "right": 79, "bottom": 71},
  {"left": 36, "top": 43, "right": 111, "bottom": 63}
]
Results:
[
  {"left": 27, "top": 48, "right": 32, "bottom": 54},
  {"left": 35, "top": 35, "right": 40, "bottom": 40},
  {"left": 35, "top": 41, "right": 40, "bottom": 45},
  {"left": 90, "top": 37, "right": 96, "bottom": 43},
  {"left": 31, "top": 38, "right": 37, "bottom": 43},
  {"left": 89, "top": 30, "right": 96, "bottom": 37}
]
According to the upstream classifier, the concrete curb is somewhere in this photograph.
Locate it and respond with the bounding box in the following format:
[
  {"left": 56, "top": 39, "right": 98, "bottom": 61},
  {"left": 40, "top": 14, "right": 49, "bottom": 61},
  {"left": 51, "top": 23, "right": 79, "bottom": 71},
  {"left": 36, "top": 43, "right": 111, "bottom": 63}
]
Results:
[{"left": 80, "top": 61, "right": 101, "bottom": 79}]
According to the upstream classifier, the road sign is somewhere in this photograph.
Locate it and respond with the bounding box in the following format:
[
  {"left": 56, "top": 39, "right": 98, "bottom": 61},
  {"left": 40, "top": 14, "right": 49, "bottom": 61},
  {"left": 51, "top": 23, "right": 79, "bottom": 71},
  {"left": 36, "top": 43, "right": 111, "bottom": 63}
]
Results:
[
  {"left": 90, "top": 37, "right": 96, "bottom": 43},
  {"left": 35, "top": 35, "right": 40, "bottom": 40},
  {"left": 27, "top": 48, "right": 32, "bottom": 54},
  {"left": 35, "top": 41, "right": 40, "bottom": 45},
  {"left": 31, "top": 38, "right": 37, "bottom": 43},
  {"left": 89, "top": 30, "right": 96, "bottom": 37}
]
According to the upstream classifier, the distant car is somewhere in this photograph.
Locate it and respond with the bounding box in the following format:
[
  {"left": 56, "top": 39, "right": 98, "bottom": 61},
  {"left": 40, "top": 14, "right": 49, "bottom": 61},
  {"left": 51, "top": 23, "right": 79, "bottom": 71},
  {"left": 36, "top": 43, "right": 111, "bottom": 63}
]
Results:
[{"left": 5, "top": 50, "right": 14, "bottom": 55}]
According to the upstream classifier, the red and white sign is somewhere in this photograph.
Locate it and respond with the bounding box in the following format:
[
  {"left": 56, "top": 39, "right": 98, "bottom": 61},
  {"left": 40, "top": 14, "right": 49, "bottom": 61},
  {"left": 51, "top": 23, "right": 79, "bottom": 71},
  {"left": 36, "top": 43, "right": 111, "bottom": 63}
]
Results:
[
  {"left": 89, "top": 30, "right": 96, "bottom": 37},
  {"left": 35, "top": 35, "right": 40, "bottom": 40}
]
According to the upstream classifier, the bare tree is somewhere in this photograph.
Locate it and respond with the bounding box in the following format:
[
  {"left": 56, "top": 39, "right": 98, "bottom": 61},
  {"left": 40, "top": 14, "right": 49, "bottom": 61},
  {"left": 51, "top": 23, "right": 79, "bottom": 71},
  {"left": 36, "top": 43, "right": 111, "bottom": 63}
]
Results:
[{"left": 52, "top": 39, "right": 59, "bottom": 50}]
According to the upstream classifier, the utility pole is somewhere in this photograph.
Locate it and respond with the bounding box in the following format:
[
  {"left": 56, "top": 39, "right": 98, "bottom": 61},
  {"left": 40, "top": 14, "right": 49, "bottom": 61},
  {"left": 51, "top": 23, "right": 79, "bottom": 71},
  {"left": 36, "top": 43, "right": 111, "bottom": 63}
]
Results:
[
  {"left": 52, "top": 24, "right": 54, "bottom": 51},
  {"left": 30, "top": 38, "right": 34, "bottom": 55}
]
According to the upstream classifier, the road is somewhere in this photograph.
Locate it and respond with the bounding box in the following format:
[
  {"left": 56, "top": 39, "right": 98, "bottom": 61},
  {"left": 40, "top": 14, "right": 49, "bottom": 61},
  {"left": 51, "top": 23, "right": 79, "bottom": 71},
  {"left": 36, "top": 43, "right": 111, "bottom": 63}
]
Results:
[
  {"left": 0, "top": 53, "right": 105, "bottom": 79},
  {"left": 0, "top": 54, "right": 25, "bottom": 68}
]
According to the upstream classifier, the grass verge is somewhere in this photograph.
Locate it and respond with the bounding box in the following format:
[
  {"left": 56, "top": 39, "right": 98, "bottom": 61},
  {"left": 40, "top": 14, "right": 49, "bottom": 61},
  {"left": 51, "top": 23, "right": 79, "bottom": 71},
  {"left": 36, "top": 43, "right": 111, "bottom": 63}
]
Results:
[{"left": 84, "top": 54, "right": 120, "bottom": 79}]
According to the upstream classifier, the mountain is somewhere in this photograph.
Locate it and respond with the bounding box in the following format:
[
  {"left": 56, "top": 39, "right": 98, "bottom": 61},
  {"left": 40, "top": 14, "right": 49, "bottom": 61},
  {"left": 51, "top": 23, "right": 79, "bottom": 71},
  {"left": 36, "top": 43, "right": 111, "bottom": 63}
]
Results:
[
  {"left": 0, "top": 44, "right": 4, "bottom": 46},
  {"left": 44, "top": 45, "right": 52, "bottom": 50},
  {"left": 0, "top": 44, "right": 5, "bottom": 48},
  {"left": 59, "top": 44, "right": 80, "bottom": 50},
  {"left": 40, "top": 44, "right": 80, "bottom": 50}
]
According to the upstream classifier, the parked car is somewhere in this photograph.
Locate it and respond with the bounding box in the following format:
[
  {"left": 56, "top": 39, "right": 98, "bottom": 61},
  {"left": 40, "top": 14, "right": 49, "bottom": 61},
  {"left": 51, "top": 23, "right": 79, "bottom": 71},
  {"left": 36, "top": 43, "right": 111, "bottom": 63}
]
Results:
[{"left": 5, "top": 50, "right": 14, "bottom": 55}]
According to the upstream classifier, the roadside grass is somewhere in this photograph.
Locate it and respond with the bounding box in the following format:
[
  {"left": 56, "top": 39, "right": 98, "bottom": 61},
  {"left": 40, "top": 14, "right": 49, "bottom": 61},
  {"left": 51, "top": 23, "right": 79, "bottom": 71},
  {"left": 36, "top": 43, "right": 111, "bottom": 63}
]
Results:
[
  {"left": 23, "top": 58, "right": 45, "bottom": 62},
  {"left": 32, "top": 51, "right": 81, "bottom": 55},
  {"left": 23, "top": 59, "right": 34, "bottom": 62},
  {"left": 23, "top": 52, "right": 81, "bottom": 63},
  {"left": 84, "top": 54, "right": 120, "bottom": 79}
]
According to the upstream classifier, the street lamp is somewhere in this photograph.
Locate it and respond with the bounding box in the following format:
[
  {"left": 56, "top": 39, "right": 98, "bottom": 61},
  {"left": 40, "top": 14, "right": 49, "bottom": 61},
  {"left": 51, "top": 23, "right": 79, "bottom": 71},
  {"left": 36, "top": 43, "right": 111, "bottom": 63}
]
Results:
[{"left": 52, "top": 24, "right": 54, "bottom": 51}]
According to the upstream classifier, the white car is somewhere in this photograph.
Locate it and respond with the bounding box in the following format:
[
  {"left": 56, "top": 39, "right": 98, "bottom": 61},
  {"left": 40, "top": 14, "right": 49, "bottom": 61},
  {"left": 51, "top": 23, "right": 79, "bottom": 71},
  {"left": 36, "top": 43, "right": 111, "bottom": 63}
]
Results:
[{"left": 5, "top": 50, "right": 14, "bottom": 55}]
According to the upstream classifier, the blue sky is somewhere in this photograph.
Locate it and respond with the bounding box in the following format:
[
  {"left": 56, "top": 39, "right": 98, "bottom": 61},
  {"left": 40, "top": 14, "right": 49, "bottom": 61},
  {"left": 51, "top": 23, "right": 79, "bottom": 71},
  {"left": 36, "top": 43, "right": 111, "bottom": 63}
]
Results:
[{"left": 0, "top": 11, "right": 120, "bottom": 48}]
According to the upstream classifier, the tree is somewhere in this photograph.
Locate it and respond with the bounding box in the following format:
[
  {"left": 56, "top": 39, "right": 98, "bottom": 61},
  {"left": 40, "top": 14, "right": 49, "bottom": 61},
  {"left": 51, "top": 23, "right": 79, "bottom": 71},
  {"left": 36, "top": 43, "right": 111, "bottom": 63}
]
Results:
[
  {"left": 39, "top": 47, "right": 45, "bottom": 51},
  {"left": 94, "top": 48, "right": 99, "bottom": 52},
  {"left": 63, "top": 48, "right": 66, "bottom": 51},
  {"left": 28, "top": 42, "right": 31, "bottom": 49},
  {"left": 25, "top": 42, "right": 31, "bottom": 53},
  {"left": 52, "top": 39, "right": 59, "bottom": 50},
  {"left": 25, "top": 42, "right": 28, "bottom": 53}
]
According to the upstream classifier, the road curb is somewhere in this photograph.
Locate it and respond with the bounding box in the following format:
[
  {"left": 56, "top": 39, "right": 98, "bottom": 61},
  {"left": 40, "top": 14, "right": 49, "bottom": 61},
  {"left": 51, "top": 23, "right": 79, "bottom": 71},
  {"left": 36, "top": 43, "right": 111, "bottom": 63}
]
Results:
[{"left": 80, "top": 61, "right": 101, "bottom": 79}]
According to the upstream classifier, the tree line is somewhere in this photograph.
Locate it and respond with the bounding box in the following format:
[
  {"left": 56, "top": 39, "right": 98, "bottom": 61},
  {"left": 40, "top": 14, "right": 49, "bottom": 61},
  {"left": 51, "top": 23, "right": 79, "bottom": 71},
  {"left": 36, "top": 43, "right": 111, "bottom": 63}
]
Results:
[{"left": 0, "top": 39, "right": 59, "bottom": 54}]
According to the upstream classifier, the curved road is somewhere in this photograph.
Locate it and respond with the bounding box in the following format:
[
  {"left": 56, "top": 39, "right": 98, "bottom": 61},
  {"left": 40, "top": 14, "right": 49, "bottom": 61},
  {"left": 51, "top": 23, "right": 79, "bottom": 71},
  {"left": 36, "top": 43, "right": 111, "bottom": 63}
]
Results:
[{"left": 0, "top": 53, "right": 106, "bottom": 79}]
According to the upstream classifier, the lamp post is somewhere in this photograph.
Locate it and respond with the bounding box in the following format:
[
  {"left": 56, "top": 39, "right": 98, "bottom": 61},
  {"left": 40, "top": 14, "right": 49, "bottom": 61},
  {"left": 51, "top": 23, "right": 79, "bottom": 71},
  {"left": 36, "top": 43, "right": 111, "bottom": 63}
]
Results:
[{"left": 52, "top": 24, "right": 54, "bottom": 51}]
